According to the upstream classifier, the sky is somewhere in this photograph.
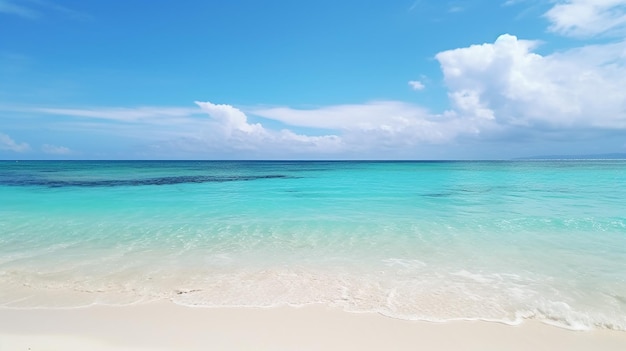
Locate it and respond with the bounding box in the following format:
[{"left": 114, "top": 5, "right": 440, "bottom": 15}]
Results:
[{"left": 1, "top": 0, "right": 626, "bottom": 160}]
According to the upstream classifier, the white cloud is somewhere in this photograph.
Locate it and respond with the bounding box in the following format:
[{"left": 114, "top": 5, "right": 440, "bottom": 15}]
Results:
[
  {"left": 0, "top": 132, "right": 30, "bottom": 152},
  {"left": 408, "top": 80, "right": 425, "bottom": 90},
  {"left": 35, "top": 106, "right": 198, "bottom": 122},
  {"left": 545, "top": 0, "right": 626, "bottom": 37},
  {"left": 253, "top": 101, "right": 432, "bottom": 130},
  {"left": 10, "top": 28, "right": 626, "bottom": 159},
  {"left": 436, "top": 34, "right": 626, "bottom": 130},
  {"left": 253, "top": 101, "right": 485, "bottom": 148},
  {"left": 194, "top": 101, "right": 343, "bottom": 154},
  {"left": 7, "top": 103, "right": 344, "bottom": 156},
  {"left": 41, "top": 144, "right": 71, "bottom": 155},
  {"left": 8, "top": 105, "right": 210, "bottom": 142},
  {"left": 195, "top": 101, "right": 266, "bottom": 137}
]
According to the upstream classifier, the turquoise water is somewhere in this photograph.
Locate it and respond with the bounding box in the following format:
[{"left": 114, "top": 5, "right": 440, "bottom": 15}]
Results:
[{"left": 1, "top": 160, "right": 625, "bottom": 330}]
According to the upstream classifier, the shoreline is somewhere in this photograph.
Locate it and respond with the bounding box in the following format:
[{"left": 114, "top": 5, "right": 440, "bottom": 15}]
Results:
[{"left": 2, "top": 302, "right": 626, "bottom": 351}]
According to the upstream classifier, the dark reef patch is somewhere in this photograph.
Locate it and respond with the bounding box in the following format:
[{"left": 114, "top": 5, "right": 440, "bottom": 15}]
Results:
[{"left": 0, "top": 174, "right": 290, "bottom": 188}]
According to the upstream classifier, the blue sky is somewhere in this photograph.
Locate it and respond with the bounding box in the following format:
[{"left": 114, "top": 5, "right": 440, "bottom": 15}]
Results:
[{"left": 1, "top": 0, "right": 625, "bottom": 159}]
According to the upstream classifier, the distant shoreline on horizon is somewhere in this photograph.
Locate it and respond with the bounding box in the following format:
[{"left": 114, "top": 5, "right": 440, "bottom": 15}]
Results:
[{"left": 515, "top": 153, "right": 626, "bottom": 160}]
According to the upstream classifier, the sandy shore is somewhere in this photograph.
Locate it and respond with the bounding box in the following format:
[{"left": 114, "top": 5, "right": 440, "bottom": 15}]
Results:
[{"left": 1, "top": 302, "right": 626, "bottom": 351}]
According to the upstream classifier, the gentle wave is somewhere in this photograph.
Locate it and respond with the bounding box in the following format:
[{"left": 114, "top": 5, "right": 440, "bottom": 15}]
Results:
[{"left": 1, "top": 260, "right": 625, "bottom": 331}]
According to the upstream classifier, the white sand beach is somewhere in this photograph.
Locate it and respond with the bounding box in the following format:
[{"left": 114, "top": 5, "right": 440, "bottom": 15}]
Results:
[{"left": 2, "top": 302, "right": 626, "bottom": 351}]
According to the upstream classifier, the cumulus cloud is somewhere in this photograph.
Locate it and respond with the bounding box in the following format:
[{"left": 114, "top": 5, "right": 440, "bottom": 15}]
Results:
[
  {"left": 195, "top": 101, "right": 343, "bottom": 154},
  {"left": 545, "top": 0, "right": 626, "bottom": 37},
  {"left": 0, "top": 132, "right": 30, "bottom": 152},
  {"left": 436, "top": 34, "right": 626, "bottom": 130},
  {"left": 41, "top": 144, "right": 71, "bottom": 155},
  {"left": 4, "top": 103, "right": 344, "bottom": 157},
  {"left": 195, "top": 101, "right": 266, "bottom": 137},
  {"left": 10, "top": 27, "right": 626, "bottom": 159},
  {"left": 408, "top": 80, "right": 425, "bottom": 90}
]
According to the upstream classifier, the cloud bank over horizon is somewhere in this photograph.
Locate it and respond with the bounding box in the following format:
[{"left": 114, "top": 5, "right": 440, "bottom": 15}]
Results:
[{"left": 1, "top": 0, "right": 626, "bottom": 159}]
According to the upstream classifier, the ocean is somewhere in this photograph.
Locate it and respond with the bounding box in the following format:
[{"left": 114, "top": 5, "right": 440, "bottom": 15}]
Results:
[{"left": 1, "top": 160, "right": 625, "bottom": 330}]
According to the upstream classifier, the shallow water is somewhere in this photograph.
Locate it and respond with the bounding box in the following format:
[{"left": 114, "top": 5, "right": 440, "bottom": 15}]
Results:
[{"left": 1, "top": 160, "right": 625, "bottom": 330}]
